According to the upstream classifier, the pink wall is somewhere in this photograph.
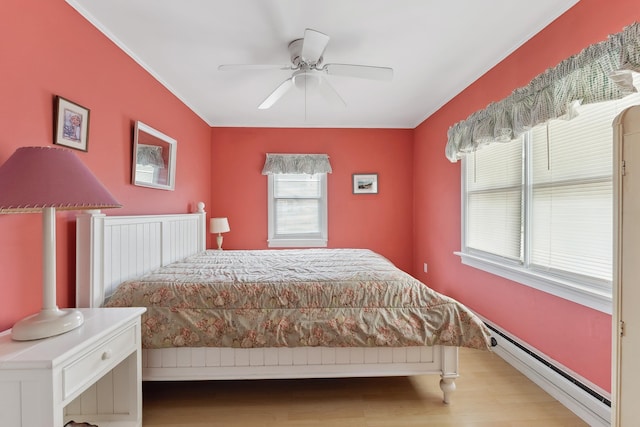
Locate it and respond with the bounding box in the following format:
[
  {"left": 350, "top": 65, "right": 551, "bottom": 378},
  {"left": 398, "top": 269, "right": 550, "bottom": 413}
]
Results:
[
  {"left": 413, "top": 0, "right": 640, "bottom": 392},
  {"left": 210, "top": 127, "right": 414, "bottom": 271},
  {"left": 0, "top": 1, "right": 212, "bottom": 331}
]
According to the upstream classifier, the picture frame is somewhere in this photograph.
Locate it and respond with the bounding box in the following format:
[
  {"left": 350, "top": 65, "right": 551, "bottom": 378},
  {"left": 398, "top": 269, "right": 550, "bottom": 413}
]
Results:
[
  {"left": 54, "top": 96, "right": 90, "bottom": 152},
  {"left": 352, "top": 173, "right": 378, "bottom": 194},
  {"left": 132, "top": 121, "right": 177, "bottom": 191}
]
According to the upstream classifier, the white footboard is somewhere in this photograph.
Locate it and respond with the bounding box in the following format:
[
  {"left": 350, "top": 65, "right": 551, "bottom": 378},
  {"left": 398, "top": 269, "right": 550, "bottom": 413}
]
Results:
[{"left": 143, "top": 345, "right": 459, "bottom": 403}]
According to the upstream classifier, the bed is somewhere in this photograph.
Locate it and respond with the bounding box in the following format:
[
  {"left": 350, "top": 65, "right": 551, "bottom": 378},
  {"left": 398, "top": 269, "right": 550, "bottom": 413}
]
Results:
[{"left": 75, "top": 203, "right": 492, "bottom": 404}]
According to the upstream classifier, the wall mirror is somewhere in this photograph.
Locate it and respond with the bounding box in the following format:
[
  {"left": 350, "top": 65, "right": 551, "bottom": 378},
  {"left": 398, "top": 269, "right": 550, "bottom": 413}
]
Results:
[{"left": 132, "top": 121, "right": 177, "bottom": 190}]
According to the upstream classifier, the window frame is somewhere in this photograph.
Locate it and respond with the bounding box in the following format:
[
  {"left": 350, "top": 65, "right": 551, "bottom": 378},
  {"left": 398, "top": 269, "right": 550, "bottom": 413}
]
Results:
[
  {"left": 458, "top": 133, "right": 612, "bottom": 315},
  {"left": 267, "top": 173, "right": 328, "bottom": 248}
]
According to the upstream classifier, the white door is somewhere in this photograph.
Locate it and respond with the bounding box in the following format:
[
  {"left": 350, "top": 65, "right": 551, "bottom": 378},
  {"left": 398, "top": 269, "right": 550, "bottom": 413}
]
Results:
[{"left": 613, "top": 105, "right": 640, "bottom": 426}]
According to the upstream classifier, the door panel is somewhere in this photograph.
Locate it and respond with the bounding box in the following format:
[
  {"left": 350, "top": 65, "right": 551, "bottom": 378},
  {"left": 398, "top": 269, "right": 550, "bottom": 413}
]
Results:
[{"left": 613, "top": 105, "right": 640, "bottom": 426}]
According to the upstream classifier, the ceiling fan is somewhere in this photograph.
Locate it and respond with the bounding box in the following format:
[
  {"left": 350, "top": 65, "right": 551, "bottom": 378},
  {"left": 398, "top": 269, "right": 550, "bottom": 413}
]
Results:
[{"left": 218, "top": 28, "right": 393, "bottom": 109}]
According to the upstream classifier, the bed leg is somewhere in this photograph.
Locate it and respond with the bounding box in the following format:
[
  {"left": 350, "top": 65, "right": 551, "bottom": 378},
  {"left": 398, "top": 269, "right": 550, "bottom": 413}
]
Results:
[{"left": 439, "top": 376, "right": 456, "bottom": 404}]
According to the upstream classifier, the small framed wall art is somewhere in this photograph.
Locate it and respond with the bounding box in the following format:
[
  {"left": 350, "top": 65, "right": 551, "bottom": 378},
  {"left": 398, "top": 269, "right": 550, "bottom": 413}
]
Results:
[
  {"left": 352, "top": 173, "right": 378, "bottom": 194},
  {"left": 54, "top": 96, "right": 90, "bottom": 152}
]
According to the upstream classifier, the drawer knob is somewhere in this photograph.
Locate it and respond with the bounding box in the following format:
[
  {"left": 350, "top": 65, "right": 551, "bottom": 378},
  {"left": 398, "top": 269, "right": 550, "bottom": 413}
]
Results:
[{"left": 102, "top": 349, "right": 112, "bottom": 360}]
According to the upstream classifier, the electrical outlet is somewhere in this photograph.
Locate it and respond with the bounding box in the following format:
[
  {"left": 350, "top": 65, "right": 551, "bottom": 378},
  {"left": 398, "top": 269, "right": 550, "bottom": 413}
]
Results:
[{"left": 423, "top": 262, "right": 428, "bottom": 273}]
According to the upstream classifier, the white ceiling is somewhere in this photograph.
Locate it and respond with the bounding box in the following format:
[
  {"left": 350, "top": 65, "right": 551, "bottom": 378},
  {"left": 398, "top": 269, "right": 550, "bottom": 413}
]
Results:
[{"left": 66, "top": 0, "right": 579, "bottom": 129}]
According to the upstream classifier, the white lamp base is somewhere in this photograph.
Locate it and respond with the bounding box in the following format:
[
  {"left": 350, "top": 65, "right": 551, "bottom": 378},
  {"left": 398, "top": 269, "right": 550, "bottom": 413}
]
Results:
[{"left": 11, "top": 308, "right": 84, "bottom": 341}]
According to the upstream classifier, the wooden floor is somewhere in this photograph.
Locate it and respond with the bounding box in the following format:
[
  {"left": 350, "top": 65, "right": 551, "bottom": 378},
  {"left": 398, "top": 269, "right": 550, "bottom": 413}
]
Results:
[{"left": 142, "top": 347, "right": 588, "bottom": 426}]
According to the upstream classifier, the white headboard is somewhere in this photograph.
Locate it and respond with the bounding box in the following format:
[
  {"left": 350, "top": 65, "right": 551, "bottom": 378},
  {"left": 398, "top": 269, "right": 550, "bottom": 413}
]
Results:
[{"left": 76, "top": 202, "right": 207, "bottom": 308}]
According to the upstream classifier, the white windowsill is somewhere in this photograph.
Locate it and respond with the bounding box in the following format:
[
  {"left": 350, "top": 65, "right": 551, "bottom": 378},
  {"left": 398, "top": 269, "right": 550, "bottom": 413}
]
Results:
[
  {"left": 455, "top": 251, "right": 612, "bottom": 314},
  {"left": 268, "top": 238, "right": 327, "bottom": 248}
]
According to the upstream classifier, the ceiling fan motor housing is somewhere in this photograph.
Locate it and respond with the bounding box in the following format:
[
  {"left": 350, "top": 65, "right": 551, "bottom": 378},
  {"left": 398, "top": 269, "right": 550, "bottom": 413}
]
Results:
[{"left": 288, "top": 38, "right": 323, "bottom": 68}]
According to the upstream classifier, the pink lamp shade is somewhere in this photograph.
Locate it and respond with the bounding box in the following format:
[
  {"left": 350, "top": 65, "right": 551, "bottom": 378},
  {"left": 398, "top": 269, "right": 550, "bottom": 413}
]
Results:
[
  {"left": 0, "top": 146, "right": 121, "bottom": 341},
  {"left": 0, "top": 146, "right": 121, "bottom": 212}
]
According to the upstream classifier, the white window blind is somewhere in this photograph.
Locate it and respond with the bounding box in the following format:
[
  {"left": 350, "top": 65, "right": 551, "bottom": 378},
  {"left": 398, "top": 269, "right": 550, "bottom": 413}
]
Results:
[
  {"left": 529, "top": 104, "right": 614, "bottom": 283},
  {"left": 464, "top": 139, "right": 523, "bottom": 261},
  {"left": 274, "top": 173, "right": 322, "bottom": 235}
]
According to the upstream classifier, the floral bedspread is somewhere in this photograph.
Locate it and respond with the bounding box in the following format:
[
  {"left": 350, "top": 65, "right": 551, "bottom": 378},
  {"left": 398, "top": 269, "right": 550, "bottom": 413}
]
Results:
[{"left": 105, "top": 249, "right": 492, "bottom": 350}]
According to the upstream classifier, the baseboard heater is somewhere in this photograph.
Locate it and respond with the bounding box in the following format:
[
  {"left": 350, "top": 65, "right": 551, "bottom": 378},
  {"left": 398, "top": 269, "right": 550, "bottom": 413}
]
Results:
[{"left": 483, "top": 321, "right": 611, "bottom": 427}]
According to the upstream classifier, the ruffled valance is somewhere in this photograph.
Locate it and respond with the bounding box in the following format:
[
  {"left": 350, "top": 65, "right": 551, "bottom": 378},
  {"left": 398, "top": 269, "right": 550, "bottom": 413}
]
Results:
[
  {"left": 261, "top": 153, "right": 332, "bottom": 175},
  {"left": 445, "top": 22, "right": 640, "bottom": 162}
]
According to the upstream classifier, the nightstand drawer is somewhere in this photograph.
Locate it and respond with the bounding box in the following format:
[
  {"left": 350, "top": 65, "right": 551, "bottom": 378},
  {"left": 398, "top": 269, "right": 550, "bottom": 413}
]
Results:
[{"left": 62, "top": 324, "right": 136, "bottom": 400}]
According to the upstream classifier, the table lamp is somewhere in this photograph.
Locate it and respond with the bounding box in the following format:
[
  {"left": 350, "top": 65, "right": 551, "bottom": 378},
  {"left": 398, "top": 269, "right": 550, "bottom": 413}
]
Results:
[
  {"left": 210, "top": 217, "right": 230, "bottom": 250},
  {"left": 0, "top": 146, "right": 121, "bottom": 341}
]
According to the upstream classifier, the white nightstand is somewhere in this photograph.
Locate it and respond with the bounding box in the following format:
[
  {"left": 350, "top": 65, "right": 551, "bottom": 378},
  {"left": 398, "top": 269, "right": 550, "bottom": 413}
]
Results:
[{"left": 0, "top": 307, "right": 146, "bottom": 427}]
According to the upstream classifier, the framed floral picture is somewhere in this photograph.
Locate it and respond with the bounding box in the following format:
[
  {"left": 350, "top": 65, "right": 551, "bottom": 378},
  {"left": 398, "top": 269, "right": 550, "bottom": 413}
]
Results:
[
  {"left": 352, "top": 173, "right": 378, "bottom": 194},
  {"left": 54, "top": 96, "right": 90, "bottom": 152}
]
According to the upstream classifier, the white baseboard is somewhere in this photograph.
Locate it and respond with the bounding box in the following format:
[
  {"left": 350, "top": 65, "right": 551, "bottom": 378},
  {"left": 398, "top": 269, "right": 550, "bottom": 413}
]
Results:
[{"left": 484, "top": 320, "right": 611, "bottom": 427}]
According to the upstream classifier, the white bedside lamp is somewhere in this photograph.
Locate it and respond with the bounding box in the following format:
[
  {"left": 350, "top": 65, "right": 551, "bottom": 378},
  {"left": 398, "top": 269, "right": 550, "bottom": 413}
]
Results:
[
  {"left": 210, "top": 217, "right": 230, "bottom": 250},
  {"left": 0, "top": 146, "right": 121, "bottom": 341}
]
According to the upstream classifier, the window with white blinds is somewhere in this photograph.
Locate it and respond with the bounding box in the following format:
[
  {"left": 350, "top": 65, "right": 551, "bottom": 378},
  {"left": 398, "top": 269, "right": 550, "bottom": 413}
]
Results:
[
  {"left": 465, "top": 139, "right": 523, "bottom": 261},
  {"left": 529, "top": 104, "right": 614, "bottom": 285},
  {"left": 460, "top": 74, "right": 640, "bottom": 313},
  {"left": 268, "top": 173, "right": 327, "bottom": 247}
]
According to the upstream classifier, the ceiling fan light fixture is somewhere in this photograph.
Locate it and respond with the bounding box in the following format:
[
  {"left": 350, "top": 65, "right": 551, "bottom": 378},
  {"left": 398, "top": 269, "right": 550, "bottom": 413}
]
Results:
[{"left": 292, "top": 70, "right": 321, "bottom": 91}]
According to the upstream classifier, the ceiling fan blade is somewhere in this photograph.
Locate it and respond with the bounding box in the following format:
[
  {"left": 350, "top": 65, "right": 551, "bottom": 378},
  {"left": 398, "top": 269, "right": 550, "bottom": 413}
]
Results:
[
  {"left": 258, "top": 78, "right": 294, "bottom": 109},
  {"left": 317, "top": 77, "right": 346, "bottom": 108},
  {"left": 301, "top": 29, "right": 330, "bottom": 64},
  {"left": 323, "top": 63, "right": 393, "bottom": 81},
  {"left": 218, "top": 64, "right": 291, "bottom": 71}
]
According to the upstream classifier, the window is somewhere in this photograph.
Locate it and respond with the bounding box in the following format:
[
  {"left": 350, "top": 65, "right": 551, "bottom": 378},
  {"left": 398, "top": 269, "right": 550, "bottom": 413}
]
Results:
[
  {"left": 459, "top": 78, "right": 640, "bottom": 314},
  {"left": 268, "top": 173, "right": 328, "bottom": 247}
]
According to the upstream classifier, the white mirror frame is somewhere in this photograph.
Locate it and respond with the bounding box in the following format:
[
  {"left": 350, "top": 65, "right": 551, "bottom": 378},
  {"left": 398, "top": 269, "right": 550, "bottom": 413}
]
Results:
[{"left": 132, "top": 121, "right": 177, "bottom": 191}]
